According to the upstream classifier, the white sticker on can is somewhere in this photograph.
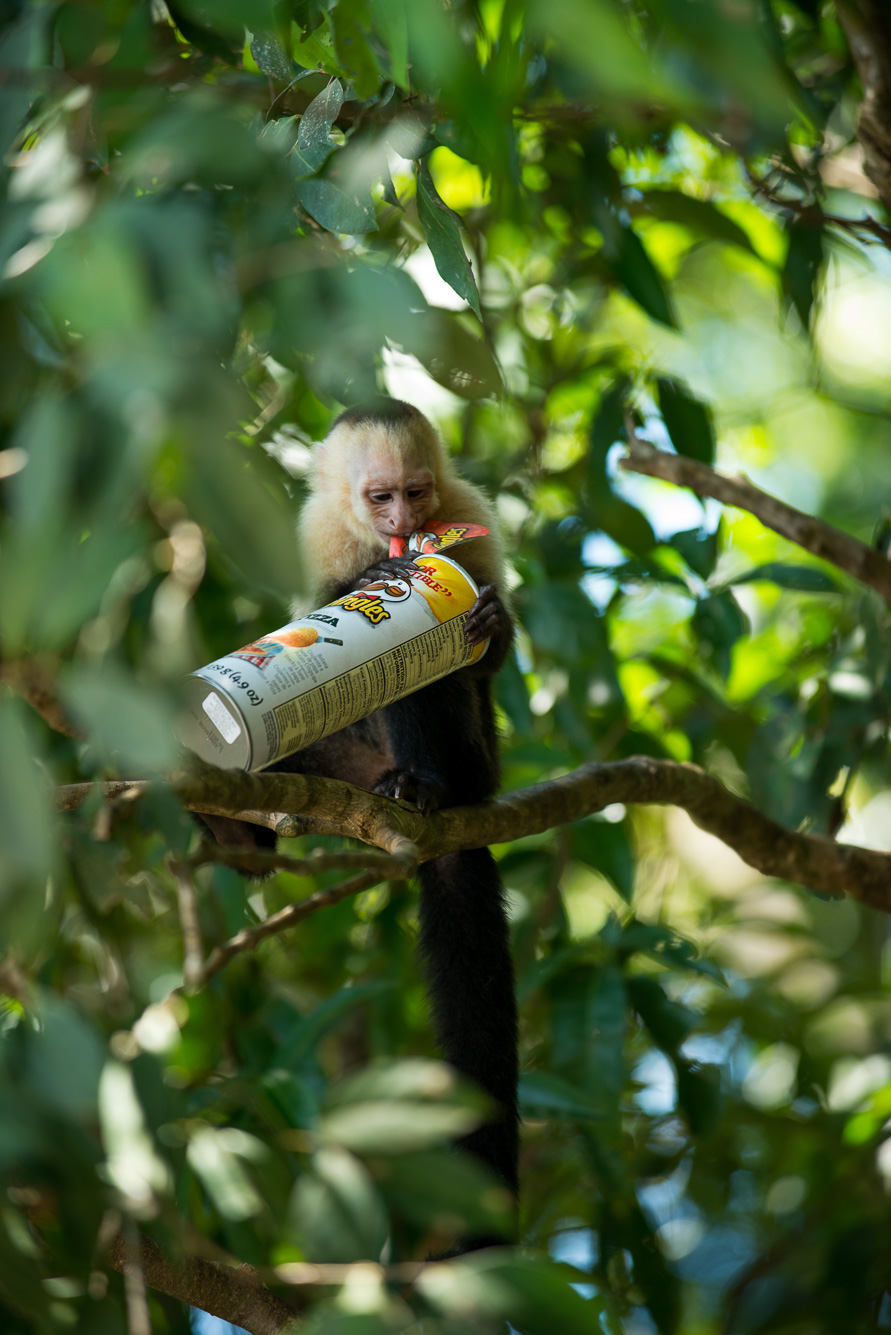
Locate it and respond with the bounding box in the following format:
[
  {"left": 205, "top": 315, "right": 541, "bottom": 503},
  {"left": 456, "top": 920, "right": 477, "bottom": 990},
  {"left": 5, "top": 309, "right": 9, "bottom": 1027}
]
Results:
[{"left": 202, "top": 690, "right": 240, "bottom": 743}]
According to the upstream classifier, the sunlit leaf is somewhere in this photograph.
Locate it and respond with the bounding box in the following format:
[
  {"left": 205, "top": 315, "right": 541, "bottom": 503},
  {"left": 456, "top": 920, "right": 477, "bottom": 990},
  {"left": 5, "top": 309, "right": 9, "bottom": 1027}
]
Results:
[
  {"left": 416, "top": 158, "right": 482, "bottom": 319},
  {"left": 419, "top": 1253, "right": 603, "bottom": 1334},
  {"left": 728, "top": 561, "right": 840, "bottom": 593},
  {"left": 291, "top": 79, "right": 344, "bottom": 179},
  {"left": 289, "top": 1146, "right": 388, "bottom": 1262},
  {"left": 321, "top": 1099, "right": 481, "bottom": 1154},
  {"left": 250, "top": 30, "right": 292, "bottom": 83}
]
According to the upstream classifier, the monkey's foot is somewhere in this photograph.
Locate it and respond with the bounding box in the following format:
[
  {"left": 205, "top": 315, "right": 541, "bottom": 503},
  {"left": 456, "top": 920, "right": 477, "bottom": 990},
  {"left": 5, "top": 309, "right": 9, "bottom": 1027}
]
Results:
[
  {"left": 465, "top": 583, "right": 505, "bottom": 645},
  {"left": 374, "top": 768, "right": 446, "bottom": 814}
]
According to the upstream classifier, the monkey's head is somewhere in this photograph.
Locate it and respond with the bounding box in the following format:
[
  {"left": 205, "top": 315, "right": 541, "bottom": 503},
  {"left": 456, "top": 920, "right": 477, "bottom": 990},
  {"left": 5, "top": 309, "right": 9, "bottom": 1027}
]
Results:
[{"left": 313, "top": 400, "right": 443, "bottom": 544}]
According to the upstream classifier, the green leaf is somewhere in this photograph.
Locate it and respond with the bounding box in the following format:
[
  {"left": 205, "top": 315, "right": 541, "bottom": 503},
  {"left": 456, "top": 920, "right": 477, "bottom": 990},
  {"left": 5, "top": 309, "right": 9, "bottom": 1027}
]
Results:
[
  {"left": 657, "top": 378, "right": 716, "bottom": 465},
  {"left": 419, "top": 1254, "right": 603, "bottom": 1335},
  {"left": 373, "top": 1147, "right": 513, "bottom": 1234},
  {"left": 569, "top": 817, "right": 634, "bottom": 901},
  {"left": 321, "top": 1100, "right": 481, "bottom": 1154},
  {"left": 551, "top": 963, "right": 626, "bottom": 1137},
  {"left": 693, "top": 591, "right": 748, "bottom": 678},
  {"left": 0, "top": 699, "right": 53, "bottom": 910},
  {"left": 282, "top": 982, "right": 395, "bottom": 1068},
  {"left": 519, "top": 1071, "right": 604, "bottom": 1121},
  {"left": 416, "top": 158, "right": 482, "bottom": 319},
  {"left": 635, "top": 188, "right": 755, "bottom": 252},
  {"left": 294, "top": 175, "right": 378, "bottom": 234},
  {"left": 250, "top": 30, "right": 292, "bottom": 83},
  {"left": 628, "top": 975, "right": 698, "bottom": 1052},
  {"left": 386, "top": 112, "right": 436, "bottom": 159},
  {"left": 23, "top": 995, "right": 104, "bottom": 1119},
  {"left": 671, "top": 527, "right": 717, "bottom": 579},
  {"left": 291, "top": 79, "right": 344, "bottom": 179},
  {"left": 289, "top": 1146, "right": 389, "bottom": 1263},
  {"left": 604, "top": 224, "right": 677, "bottom": 328},
  {"left": 675, "top": 1058, "right": 723, "bottom": 1137},
  {"left": 585, "top": 382, "right": 657, "bottom": 555},
  {"left": 782, "top": 216, "right": 824, "bottom": 328},
  {"left": 62, "top": 664, "right": 178, "bottom": 775},
  {"left": 326, "top": 1058, "right": 470, "bottom": 1108},
  {"left": 521, "top": 582, "right": 613, "bottom": 664},
  {"left": 166, "top": 1, "right": 239, "bottom": 62},
  {"left": 369, "top": 0, "right": 409, "bottom": 87},
  {"left": 186, "top": 1125, "right": 265, "bottom": 1221},
  {"left": 331, "top": 4, "right": 381, "bottom": 100},
  {"left": 728, "top": 561, "right": 839, "bottom": 593},
  {"left": 416, "top": 309, "right": 503, "bottom": 398}
]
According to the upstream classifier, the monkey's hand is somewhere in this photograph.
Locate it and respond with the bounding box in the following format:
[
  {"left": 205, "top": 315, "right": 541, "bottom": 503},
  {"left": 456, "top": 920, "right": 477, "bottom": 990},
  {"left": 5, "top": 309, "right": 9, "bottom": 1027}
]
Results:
[
  {"left": 374, "top": 767, "right": 447, "bottom": 814},
  {"left": 356, "top": 556, "right": 419, "bottom": 587},
  {"left": 465, "top": 584, "right": 507, "bottom": 646}
]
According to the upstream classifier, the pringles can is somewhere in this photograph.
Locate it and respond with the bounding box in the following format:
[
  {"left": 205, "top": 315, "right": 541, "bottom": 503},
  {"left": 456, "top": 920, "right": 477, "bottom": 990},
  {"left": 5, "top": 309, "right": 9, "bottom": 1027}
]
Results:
[{"left": 178, "top": 553, "right": 487, "bottom": 771}]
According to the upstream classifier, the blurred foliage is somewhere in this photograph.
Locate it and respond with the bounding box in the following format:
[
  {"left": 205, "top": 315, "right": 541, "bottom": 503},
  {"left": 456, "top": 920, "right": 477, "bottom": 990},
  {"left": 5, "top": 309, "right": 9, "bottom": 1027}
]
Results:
[{"left": 2, "top": 0, "right": 891, "bottom": 1332}]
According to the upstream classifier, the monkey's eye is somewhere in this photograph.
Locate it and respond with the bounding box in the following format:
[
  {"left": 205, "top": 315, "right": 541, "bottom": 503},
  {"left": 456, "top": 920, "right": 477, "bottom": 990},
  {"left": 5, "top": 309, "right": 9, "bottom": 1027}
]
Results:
[
  {"left": 407, "top": 488, "right": 427, "bottom": 500},
  {"left": 369, "top": 492, "right": 393, "bottom": 504}
]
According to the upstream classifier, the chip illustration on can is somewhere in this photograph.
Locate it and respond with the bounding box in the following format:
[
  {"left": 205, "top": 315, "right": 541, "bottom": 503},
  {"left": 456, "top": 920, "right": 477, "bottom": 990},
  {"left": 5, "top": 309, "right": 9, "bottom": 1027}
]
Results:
[{"left": 177, "top": 538, "right": 489, "bottom": 772}]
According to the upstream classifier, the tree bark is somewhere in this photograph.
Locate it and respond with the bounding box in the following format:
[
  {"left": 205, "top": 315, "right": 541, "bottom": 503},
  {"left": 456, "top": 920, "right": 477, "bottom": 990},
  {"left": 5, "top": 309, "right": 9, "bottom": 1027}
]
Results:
[{"left": 837, "top": 1, "right": 891, "bottom": 214}]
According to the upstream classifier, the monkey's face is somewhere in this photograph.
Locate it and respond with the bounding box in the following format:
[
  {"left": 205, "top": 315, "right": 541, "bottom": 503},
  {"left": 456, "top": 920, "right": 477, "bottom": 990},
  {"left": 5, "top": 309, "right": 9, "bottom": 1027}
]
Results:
[{"left": 358, "top": 459, "right": 438, "bottom": 541}]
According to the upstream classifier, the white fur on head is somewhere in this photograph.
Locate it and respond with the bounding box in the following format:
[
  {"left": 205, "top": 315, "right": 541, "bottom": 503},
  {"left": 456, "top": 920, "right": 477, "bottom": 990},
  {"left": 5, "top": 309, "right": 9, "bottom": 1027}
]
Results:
[{"left": 297, "top": 399, "right": 504, "bottom": 605}]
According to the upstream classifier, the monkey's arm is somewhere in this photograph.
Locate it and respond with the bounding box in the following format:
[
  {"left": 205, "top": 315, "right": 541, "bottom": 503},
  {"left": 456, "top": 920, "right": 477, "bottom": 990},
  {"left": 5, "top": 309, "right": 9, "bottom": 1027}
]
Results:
[
  {"left": 463, "top": 583, "right": 513, "bottom": 675},
  {"left": 320, "top": 555, "right": 513, "bottom": 679}
]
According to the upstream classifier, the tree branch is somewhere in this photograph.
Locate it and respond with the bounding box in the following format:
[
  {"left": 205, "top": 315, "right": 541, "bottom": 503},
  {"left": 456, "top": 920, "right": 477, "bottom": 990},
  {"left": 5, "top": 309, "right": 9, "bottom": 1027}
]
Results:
[
  {"left": 184, "top": 840, "right": 417, "bottom": 880},
  {"left": 1, "top": 658, "right": 83, "bottom": 739},
  {"left": 59, "top": 757, "right": 891, "bottom": 922},
  {"left": 837, "top": 1, "right": 891, "bottom": 214},
  {"left": 198, "top": 870, "right": 384, "bottom": 985},
  {"left": 745, "top": 162, "right": 891, "bottom": 246},
  {"left": 105, "top": 1231, "right": 301, "bottom": 1335},
  {"left": 619, "top": 435, "right": 891, "bottom": 602}
]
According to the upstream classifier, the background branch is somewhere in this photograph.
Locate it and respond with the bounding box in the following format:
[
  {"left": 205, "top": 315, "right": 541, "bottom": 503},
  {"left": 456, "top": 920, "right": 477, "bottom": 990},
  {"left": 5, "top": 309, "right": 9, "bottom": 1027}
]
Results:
[
  {"left": 837, "top": 0, "right": 891, "bottom": 213},
  {"left": 105, "top": 1231, "right": 301, "bottom": 1335},
  {"left": 1, "top": 658, "right": 82, "bottom": 739},
  {"left": 198, "top": 870, "right": 383, "bottom": 984},
  {"left": 620, "top": 435, "right": 891, "bottom": 602},
  {"left": 185, "top": 840, "right": 417, "bottom": 880}
]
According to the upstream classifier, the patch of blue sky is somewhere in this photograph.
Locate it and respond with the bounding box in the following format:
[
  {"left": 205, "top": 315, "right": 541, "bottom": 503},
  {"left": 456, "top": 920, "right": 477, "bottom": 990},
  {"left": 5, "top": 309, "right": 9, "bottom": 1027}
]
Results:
[
  {"left": 191, "top": 1310, "right": 248, "bottom": 1335},
  {"left": 550, "top": 1226, "right": 598, "bottom": 1300},
  {"left": 632, "top": 1048, "right": 677, "bottom": 1116}
]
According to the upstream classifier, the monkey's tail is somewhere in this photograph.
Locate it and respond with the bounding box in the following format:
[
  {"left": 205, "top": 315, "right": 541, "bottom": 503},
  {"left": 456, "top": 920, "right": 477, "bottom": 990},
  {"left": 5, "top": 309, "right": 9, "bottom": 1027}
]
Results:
[{"left": 417, "top": 848, "right": 519, "bottom": 1205}]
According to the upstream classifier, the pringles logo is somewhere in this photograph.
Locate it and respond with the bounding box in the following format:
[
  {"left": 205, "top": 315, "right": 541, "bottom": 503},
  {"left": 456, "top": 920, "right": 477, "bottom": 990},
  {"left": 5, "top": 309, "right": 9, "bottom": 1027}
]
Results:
[{"left": 332, "top": 575, "right": 412, "bottom": 624}]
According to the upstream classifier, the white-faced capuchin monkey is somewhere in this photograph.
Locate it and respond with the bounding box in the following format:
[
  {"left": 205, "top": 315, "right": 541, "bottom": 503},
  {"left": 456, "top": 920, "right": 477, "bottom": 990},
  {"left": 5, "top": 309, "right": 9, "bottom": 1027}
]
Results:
[{"left": 202, "top": 400, "right": 518, "bottom": 1248}]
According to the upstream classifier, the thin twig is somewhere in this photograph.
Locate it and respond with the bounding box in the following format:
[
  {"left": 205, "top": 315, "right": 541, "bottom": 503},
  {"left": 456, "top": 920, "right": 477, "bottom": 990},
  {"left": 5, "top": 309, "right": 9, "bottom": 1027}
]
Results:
[
  {"left": 620, "top": 432, "right": 891, "bottom": 603},
  {"left": 198, "top": 871, "right": 382, "bottom": 985},
  {"left": 122, "top": 1219, "right": 151, "bottom": 1335},
  {"left": 746, "top": 162, "right": 891, "bottom": 245},
  {"left": 187, "top": 840, "right": 417, "bottom": 880},
  {"left": 273, "top": 1259, "right": 431, "bottom": 1287},
  {"left": 170, "top": 860, "right": 204, "bottom": 992},
  {"left": 57, "top": 781, "right": 150, "bottom": 811}
]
